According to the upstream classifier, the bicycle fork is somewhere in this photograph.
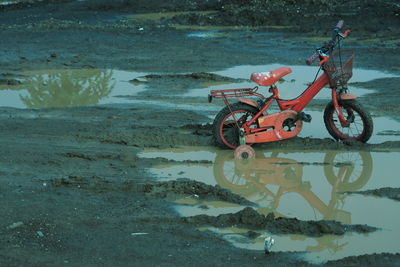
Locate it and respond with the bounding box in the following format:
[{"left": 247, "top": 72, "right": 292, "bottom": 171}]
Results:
[{"left": 332, "top": 88, "right": 350, "bottom": 127}]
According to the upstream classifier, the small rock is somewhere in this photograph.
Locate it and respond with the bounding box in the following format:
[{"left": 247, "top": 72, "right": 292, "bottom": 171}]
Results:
[
  {"left": 7, "top": 221, "right": 24, "bottom": 229},
  {"left": 37, "top": 231, "right": 44, "bottom": 237}
]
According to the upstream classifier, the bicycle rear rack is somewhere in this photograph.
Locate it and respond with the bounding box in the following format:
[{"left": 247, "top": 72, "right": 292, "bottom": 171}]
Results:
[{"left": 208, "top": 86, "right": 264, "bottom": 103}]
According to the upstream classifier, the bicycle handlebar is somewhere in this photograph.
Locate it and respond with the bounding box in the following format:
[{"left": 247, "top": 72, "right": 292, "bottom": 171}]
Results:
[
  {"left": 306, "top": 52, "right": 319, "bottom": 65},
  {"left": 341, "top": 29, "right": 351, "bottom": 38},
  {"left": 306, "top": 20, "right": 350, "bottom": 65}
]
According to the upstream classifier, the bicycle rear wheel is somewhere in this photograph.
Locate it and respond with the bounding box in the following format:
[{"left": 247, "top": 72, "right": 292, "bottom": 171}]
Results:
[{"left": 212, "top": 102, "right": 259, "bottom": 149}]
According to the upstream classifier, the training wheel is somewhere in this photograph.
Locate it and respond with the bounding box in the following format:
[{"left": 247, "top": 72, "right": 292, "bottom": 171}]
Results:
[{"left": 234, "top": 145, "right": 256, "bottom": 159}]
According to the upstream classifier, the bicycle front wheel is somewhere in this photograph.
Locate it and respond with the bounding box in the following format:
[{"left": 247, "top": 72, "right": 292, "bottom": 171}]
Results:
[{"left": 323, "top": 100, "right": 373, "bottom": 142}]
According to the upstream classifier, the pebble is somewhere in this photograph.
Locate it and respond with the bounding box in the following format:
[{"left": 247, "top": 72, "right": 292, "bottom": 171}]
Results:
[
  {"left": 131, "top": 232, "right": 148, "bottom": 236},
  {"left": 7, "top": 221, "right": 24, "bottom": 229}
]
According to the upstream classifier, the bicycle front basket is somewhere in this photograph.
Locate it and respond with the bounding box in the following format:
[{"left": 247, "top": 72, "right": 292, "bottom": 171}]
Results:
[{"left": 324, "top": 49, "right": 354, "bottom": 87}]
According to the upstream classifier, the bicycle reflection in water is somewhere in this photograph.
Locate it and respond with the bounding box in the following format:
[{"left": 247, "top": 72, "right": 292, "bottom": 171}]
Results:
[{"left": 212, "top": 150, "right": 372, "bottom": 253}]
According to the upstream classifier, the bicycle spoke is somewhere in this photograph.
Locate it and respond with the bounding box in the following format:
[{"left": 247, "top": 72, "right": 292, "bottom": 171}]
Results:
[{"left": 330, "top": 104, "right": 366, "bottom": 139}]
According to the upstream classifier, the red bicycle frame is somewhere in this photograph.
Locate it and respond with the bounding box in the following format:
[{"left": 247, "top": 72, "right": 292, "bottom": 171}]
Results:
[{"left": 238, "top": 71, "right": 349, "bottom": 135}]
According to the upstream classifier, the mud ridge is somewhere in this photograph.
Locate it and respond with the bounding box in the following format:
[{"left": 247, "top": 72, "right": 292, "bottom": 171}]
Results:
[
  {"left": 50, "top": 176, "right": 255, "bottom": 206},
  {"left": 139, "top": 179, "right": 255, "bottom": 206},
  {"left": 326, "top": 253, "right": 400, "bottom": 266},
  {"left": 168, "top": 0, "right": 400, "bottom": 38},
  {"left": 346, "top": 187, "right": 400, "bottom": 202},
  {"left": 138, "top": 72, "right": 245, "bottom": 82},
  {"left": 182, "top": 207, "right": 377, "bottom": 237},
  {"left": 149, "top": 157, "right": 213, "bottom": 165}
]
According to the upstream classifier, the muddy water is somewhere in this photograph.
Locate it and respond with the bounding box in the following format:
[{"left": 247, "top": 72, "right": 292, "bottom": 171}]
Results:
[
  {"left": 139, "top": 147, "right": 400, "bottom": 263},
  {"left": 0, "top": 69, "right": 148, "bottom": 108}
]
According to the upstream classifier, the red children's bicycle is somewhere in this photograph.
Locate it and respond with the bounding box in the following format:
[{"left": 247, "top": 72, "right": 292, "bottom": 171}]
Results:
[{"left": 208, "top": 20, "right": 373, "bottom": 157}]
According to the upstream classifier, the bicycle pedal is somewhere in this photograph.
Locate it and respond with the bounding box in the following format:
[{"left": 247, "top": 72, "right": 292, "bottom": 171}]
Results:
[{"left": 297, "top": 112, "right": 312, "bottom": 123}]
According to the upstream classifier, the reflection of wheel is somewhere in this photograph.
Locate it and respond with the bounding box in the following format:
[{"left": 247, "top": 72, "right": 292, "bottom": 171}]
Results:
[
  {"left": 234, "top": 145, "right": 256, "bottom": 159},
  {"left": 213, "top": 102, "right": 259, "bottom": 149},
  {"left": 324, "top": 151, "right": 372, "bottom": 192},
  {"left": 323, "top": 100, "right": 373, "bottom": 142},
  {"left": 213, "top": 150, "right": 262, "bottom": 196}
]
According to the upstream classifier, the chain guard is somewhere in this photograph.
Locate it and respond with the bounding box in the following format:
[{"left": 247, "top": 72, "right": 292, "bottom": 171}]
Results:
[{"left": 245, "top": 110, "right": 303, "bottom": 143}]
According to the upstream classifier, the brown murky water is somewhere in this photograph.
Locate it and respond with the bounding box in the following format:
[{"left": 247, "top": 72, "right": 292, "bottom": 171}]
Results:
[{"left": 139, "top": 147, "right": 400, "bottom": 263}]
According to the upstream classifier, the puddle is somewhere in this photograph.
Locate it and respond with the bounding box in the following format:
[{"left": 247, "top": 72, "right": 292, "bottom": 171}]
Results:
[
  {"left": 0, "top": 1, "right": 14, "bottom": 5},
  {"left": 175, "top": 198, "right": 244, "bottom": 217},
  {"left": 0, "top": 0, "right": 26, "bottom": 6},
  {"left": 0, "top": 69, "right": 148, "bottom": 108},
  {"left": 187, "top": 31, "right": 233, "bottom": 38},
  {"left": 123, "top": 11, "right": 217, "bottom": 23},
  {"left": 139, "top": 147, "right": 400, "bottom": 263}
]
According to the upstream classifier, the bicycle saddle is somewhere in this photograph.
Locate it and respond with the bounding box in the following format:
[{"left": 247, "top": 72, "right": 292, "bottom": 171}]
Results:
[{"left": 251, "top": 67, "right": 292, "bottom": 87}]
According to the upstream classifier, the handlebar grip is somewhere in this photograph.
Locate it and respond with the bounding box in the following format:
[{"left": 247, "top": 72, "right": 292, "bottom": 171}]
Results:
[
  {"left": 306, "top": 53, "right": 319, "bottom": 65},
  {"left": 336, "top": 20, "right": 344, "bottom": 29},
  {"left": 341, "top": 29, "right": 351, "bottom": 38},
  {"left": 318, "top": 56, "right": 329, "bottom": 66}
]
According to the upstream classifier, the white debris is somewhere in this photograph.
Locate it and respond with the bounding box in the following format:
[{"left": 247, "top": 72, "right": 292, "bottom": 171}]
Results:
[
  {"left": 7, "top": 221, "right": 24, "bottom": 229},
  {"left": 131, "top": 232, "right": 148, "bottom": 236},
  {"left": 264, "top": 236, "right": 275, "bottom": 254}
]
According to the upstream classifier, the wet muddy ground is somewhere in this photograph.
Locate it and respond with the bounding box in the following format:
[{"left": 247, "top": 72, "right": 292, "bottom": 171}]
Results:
[{"left": 1, "top": 1, "right": 400, "bottom": 266}]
